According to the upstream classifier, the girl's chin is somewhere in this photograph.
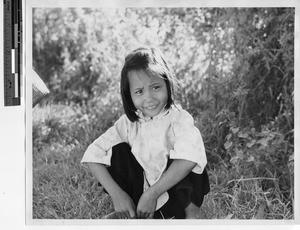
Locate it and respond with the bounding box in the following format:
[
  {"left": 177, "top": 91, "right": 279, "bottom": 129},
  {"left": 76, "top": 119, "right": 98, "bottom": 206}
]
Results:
[{"left": 143, "top": 109, "right": 161, "bottom": 118}]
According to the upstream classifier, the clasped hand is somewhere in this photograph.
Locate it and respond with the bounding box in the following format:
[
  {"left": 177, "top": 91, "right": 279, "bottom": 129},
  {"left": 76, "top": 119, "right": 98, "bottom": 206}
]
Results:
[
  {"left": 111, "top": 188, "right": 158, "bottom": 219},
  {"left": 136, "top": 188, "right": 158, "bottom": 219}
]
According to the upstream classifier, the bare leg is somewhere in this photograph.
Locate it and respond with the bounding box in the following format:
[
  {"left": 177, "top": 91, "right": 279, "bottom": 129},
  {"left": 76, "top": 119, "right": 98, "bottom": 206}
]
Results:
[{"left": 185, "top": 202, "right": 200, "bottom": 219}]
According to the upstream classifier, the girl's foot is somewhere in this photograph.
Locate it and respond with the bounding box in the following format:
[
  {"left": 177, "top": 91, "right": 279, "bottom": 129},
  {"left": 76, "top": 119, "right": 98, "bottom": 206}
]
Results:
[{"left": 185, "top": 202, "right": 200, "bottom": 219}]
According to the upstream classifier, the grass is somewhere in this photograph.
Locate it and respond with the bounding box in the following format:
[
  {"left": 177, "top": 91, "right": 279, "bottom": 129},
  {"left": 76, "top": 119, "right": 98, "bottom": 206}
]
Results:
[
  {"left": 32, "top": 102, "right": 294, "bottom": 220},
  {"left": 32, "top": 139, "right": 115, "bottom": 219}
]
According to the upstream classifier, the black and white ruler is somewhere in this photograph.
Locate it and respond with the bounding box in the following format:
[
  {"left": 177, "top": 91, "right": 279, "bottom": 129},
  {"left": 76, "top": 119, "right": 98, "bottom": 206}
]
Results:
[{"left": 3, "top": 0, "right": 22, "bottom": 106}]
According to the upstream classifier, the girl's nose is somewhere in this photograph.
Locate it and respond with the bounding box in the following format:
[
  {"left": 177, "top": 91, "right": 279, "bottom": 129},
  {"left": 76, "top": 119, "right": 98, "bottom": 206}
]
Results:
[{"left": 144, "top": 89, "right": 153, "bottom": 100}]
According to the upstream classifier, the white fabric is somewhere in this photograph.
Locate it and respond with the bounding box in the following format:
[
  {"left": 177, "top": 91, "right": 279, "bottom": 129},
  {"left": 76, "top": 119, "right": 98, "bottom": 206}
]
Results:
[{"left": 81, "top": 105, "right": 207, "bottom": 210}]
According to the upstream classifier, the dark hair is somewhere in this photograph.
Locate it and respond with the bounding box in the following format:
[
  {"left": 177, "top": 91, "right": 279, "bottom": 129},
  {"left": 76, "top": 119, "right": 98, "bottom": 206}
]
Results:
[{"left": 120, "top": 46, "right": 178, "bottom": 122}]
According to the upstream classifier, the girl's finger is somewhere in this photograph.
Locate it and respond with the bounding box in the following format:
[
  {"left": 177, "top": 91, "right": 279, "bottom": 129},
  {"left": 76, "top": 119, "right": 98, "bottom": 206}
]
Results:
[
  {"left": 124, "top": 211, "right": 131, "bottom": 219},
  {"left": 143, "top": 213, "right": 150, "bottom": 219},
  {"left": 139, "top": 212, "right": 148, "bottom": 219},
  {"left": 128, "top": 210, "right": 136, "bottom": 219},
  {"left": 144, "top": 212, "right": 153, "bottom": 219},
  {"left": 137, "top": 210, "right": 142, "bottom": 219}
]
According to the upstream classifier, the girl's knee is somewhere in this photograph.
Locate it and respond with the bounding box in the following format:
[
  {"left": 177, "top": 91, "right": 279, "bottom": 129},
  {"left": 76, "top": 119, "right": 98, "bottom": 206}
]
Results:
[
  {"left": 111, "top": 143, "right": 133, "bottom": 163},
  {"left": 112, "top": 142, "right": 131, "bottom": 153}
]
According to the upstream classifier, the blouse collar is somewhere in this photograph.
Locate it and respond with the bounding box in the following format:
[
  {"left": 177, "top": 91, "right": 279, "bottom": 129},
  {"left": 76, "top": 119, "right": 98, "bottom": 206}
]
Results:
[{"left": 136, "top": 106, "right": 170, "bottom": 123}]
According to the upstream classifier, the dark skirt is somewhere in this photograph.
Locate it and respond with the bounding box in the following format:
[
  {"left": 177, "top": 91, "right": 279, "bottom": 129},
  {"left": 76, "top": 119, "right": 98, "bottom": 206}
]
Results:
[{"left": 102, "top": 142, "right": 210, "bottom": 219}]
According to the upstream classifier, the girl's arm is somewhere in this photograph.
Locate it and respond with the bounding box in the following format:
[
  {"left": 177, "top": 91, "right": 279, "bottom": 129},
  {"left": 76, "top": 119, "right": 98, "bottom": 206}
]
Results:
[
  {"left": 136, "top": 159, "right": 196, "bottom": 218},
  {"left": 87, "top": 162, "right": 137, "bottom": 218}
]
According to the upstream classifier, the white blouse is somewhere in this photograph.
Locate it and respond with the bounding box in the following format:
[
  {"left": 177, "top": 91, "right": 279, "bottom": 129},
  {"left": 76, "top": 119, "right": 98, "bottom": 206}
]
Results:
[{"left": 81, "top": 105, "right": 207, "bottom": 210}]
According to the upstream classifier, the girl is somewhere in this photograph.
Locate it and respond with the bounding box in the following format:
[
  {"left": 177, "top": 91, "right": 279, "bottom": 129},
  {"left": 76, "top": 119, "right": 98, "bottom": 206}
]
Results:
[{"left": 81, "top": 46, "right": 210, "bottom": 219}]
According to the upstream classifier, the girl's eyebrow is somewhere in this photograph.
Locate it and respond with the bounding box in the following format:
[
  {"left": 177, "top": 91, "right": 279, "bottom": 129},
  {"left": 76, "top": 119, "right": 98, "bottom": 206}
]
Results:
[
  {"left": 133, "top": 86, "right": 144, "bottom": 91},
  {"left": 149, "top": 82, "right": 161, "bottom": 87}
]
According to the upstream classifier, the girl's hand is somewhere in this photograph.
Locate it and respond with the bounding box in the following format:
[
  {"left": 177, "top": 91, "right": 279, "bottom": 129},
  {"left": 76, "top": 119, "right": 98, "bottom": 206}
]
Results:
[
  {"left": 111, "top": 189, "right": 137, "bottom": 218},
  {"left": 137, "top": 188, "right": 158, "bottom": 219}
]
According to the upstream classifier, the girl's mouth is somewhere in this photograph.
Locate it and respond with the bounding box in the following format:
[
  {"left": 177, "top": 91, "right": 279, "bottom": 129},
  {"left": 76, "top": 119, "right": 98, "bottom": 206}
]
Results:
[{"left": 144, "top": 104, "right": 158, "bottom": 110}]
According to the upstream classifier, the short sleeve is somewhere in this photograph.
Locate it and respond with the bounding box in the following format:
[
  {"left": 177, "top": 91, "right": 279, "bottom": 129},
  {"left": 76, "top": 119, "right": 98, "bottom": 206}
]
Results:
[
  {"left": 80, "top": 115, "right": 129, "bottom": 167},
  {"left": 169, "top": 110, "right": 207, "bottom": 174}
]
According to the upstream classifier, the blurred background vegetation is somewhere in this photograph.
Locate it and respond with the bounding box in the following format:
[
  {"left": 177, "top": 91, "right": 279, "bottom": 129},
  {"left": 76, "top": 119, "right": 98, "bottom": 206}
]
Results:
[{"left": 32, "top": 8, "right": 294, "bottom": 219}]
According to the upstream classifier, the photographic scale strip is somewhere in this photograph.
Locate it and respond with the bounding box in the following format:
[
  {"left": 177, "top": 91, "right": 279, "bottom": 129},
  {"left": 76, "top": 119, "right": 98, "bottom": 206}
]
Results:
[{"left": 3, "top": 0, "right": 22, "bottom": 106}]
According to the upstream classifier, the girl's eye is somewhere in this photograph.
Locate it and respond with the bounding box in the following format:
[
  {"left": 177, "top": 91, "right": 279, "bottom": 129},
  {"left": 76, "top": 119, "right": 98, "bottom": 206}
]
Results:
[
  {"left": 135, "top": 90, "right": 142, "bottom": 95},
  {"left": 153, "top": 85, "right": 160, "bottom": 90}
]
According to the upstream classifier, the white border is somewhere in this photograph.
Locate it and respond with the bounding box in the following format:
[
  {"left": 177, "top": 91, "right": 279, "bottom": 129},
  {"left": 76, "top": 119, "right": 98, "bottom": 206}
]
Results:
[
  {"left": 24, "top": 0, "right": 299, "bottom": 8},
  {"left": 24, "top": 0, "right": 300, "bottom": 228},
  {"left": 294, "top": 0, "right": 300, "bottom": 226}
]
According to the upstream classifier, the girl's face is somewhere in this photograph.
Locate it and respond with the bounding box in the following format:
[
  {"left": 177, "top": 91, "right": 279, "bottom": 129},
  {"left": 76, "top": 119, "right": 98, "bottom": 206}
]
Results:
[{"left": 128, "top": 70, "right": 168, "bottom": 118}]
